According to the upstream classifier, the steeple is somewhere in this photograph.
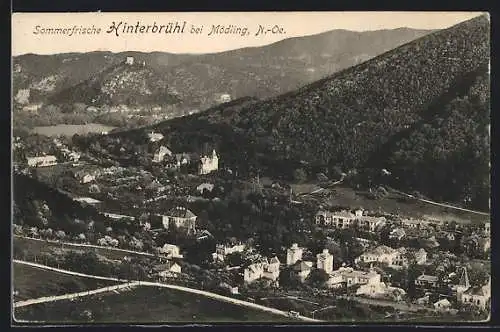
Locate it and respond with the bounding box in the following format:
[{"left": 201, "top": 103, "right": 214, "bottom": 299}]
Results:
[{"left": 458, "top": 267, "right": 470, "bottom": 289}]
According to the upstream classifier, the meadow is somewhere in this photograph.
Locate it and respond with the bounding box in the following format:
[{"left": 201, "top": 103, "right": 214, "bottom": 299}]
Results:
[
  {"left": 14, "top": 285, "right": 294, "bottom": 323},
  {"left": 13, "top": 262, "right": 118, "bottom": 302},
  {"left": 31, "top": 124, "right": 116, "bottom": 137}
]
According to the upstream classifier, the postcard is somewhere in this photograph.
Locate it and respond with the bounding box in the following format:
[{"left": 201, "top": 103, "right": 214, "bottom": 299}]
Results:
[{"left": 11, "top": 11, "right": 490, "bottom": 325}]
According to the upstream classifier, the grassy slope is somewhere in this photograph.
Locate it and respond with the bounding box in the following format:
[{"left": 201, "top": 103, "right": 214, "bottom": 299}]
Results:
[
  {"left": 14, "top": 285, "right": 293, "bottom": 323},
  {"left": 13, "top": 263, "right": 118, "bottom": 301}
]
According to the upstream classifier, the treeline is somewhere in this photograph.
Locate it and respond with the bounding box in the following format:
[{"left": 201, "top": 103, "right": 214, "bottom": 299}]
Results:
[{"left": 13, "top": 174, "right": 105, "bottom": 235}]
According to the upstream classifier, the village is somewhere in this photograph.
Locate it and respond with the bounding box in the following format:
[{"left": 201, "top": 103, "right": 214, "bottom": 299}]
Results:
[{"left": 12, "top": 125, "right": 491, "bottom": 322}]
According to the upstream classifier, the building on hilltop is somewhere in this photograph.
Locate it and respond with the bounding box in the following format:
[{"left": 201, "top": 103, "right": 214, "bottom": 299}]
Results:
[
  {"left": 125, "top": 56, "right": 135, "bottom": 65},
  {"left": 286, "top": 243, "right": 304, "bottom": 266},
  {"left": 199, "top": 149, "right": 219, "bottom": 175},
  {"left": 316, "top": 249, "right": 334, "bottom": 274}
]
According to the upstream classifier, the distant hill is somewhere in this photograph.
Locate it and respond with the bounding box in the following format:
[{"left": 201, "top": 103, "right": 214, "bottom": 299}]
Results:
[
  {"left": 101, "top": 15, "right": 489, "bottom": 210},
  {"left": 13, "top": 28, "right": 432, "bottom": 110},
  {"left": 47, "top": 61, "right": 180, "bottom": 107}
]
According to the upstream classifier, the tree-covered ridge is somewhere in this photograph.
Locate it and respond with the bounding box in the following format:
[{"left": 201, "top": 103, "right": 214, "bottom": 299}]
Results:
[
  {"left": 99, "top": 16, "right": 489, "bottom": 210},
  {"left": 48, "top": 62, "right": 180, "bottom": 107},
  {"left": 383, "top": 69, "right": 490, "bottom": 210}
]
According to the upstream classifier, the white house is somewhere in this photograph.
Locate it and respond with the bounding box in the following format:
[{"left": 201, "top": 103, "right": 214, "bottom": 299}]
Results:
[
  {"left": 22, "top": 103, "right": 43, "bottom": 113},
  {"left": 356, "top": 216, "right": 387, "bottom": 232},
  {"left": 263, "top": 256, "right": 281, "bottom": 282},
  {"left": 153, "top": 145, "right": 172, "bottom": 163},
  {"left": 213, "top": 242, "right": 246, "bottom": 262},
  {"left": 459, "top": 277, "right": 491, "bottom": 311},
  {"left": 154, "top": 262, "right": 182, "bottom": 279},
  {"left": 286, "top": 243, "right": 304, "bottom": 266},
  {"left": 389, "top": 228, "right": 406, "bottom": 241},
  {"left": 80, "top": 174, "right": 96, "bottom": 184},
  {"left": 315, "top": 210, "right": 356, "bottom": 228},
  {"left": 160, "top": 244, "right": 183, "bottom": 258},
  {"left": 355, "top": 245, "right": 399, "bottom": 266},
  {"left": 27, "top": 155, "right": 57, "bottom": 167},
  {"left": 327, "top": 267, "right": 381, "bottom": 289},
  {"left": 316, "top": 249, "right": 334, "bottom": 274},
  {"left": 148, "top": 131, "right": 164, "bottom": 143},
  {"left": 197, "top": 183, "right": 215, "bottom": 194},
  {"left": 244, "top": 262, "right": 265, "bottom": 284},
  {"left": 199, "top": 150, "right": 219, "bottom": 175},
  {"left": 434, "top": 299, "right": 452, "bottom": 312},
  {"left": 218, "top": 94, "right": 231, "bottom": 103},
  {"left": 160, "top": 207, "right": 197, "bottom": 234},
  {"left": 125, "top": 56, "right": 135, "bottom": 65},
  {"left": 356, "top": 280, "right": 406, "bottom": 301},
  {"left": 484, "top": 222, "right": 490, "bottom": 235}
]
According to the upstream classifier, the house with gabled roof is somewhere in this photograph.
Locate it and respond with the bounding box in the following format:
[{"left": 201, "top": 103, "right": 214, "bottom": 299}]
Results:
[
  {"left": 460, "top": 277, "right": 491, "bottom": 311},
  {"left": 293, "top": 260, "right": 314, "bottom": 283},
  {"left": 152, "top": 261, "right": 182, "bottom": 279},
  {"left": 153, "top": 145, "right": 172, "bottom": 163},
  {"left": 159, "top": 207, "right": 197, "bottom": 234}
]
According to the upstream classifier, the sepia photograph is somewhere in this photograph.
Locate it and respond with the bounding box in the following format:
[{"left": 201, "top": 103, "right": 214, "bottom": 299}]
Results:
[{"left": 11, "top": 11, "right": 490, "bottom": 325}]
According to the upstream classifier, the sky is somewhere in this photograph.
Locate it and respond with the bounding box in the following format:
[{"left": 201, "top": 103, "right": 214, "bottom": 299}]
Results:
[{"left": 12, "top": 12, "right": 484, "bottom": 56}]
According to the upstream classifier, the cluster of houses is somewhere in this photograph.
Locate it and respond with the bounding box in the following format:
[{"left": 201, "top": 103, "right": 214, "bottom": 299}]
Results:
[
  {"left": 315, "top": 208, "right": 387, "bottom": 232},
  {"left": 150, "top": 139, "right": 219, "bottom": 176},
  {"left": 203, "top": 237, "right": 490, "bottom": 312},
  {"left": 415, "top": 267, "right": 491, "bottom": 312},
  {"left": 354, "top": 245, "right": 428, "bottom": 269},
  {"left": 23, "top": 138, "right": 84, "bottom": 168}
]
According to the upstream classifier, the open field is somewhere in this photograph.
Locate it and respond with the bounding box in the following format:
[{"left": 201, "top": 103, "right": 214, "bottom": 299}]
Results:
[
  {"left": 31, "top": 124, "right": 116, "bottom": 137},
  {"left": 14, "top": 285, "right": 294, "bottom": 323},
  {"left": 13, "top": 262, "right": 118, "bottom": 302},
  {"left": 316, "top": 186, "right": 488, "bottom": 224}
]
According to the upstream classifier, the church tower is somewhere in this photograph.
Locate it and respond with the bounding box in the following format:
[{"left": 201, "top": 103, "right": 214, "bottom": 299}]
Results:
[{"left": 456, "top": 267, "right": 470, "bottom": 301}]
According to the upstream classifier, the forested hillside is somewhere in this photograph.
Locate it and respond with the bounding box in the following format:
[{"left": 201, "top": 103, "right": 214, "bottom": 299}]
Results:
[
  {"left": 13, "top": 28, "right": 430, "bottom": 109},
  {"left": 98, "top": 15, "right": 489, "bottom": 210},
  {"left": 48, "top": 62, "right": 180, "bottom": 107}
]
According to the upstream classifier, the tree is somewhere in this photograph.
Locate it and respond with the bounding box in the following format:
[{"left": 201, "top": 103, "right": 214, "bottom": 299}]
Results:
[
  {"left": 306, "top": 268, "right": 330, "bottom": 288},
  {"left": 279, "top": 267, "right": 301, "bottom": 290},
  {"left": 293, "top": 168, "right": 307, "bottom": 183}
]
